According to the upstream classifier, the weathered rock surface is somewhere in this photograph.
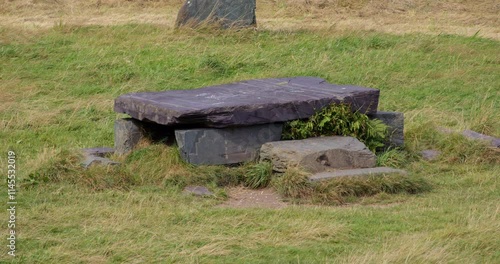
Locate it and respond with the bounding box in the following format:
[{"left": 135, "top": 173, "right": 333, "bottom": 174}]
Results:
[
  {"left": 175, "top": 123, "right": 283, "bottom": 165},
  {"left": 183, "top": 186, "right": 214, "bottom": 196},
  {"left": 369, "top": 111, "right": 404, "bottom": 148},
  {"left": 114, "top": 118, "right": 146, "bottom": 155},
  {"left": 309, "top": 167, "right": 407, "bottom": 182},
  {"left": 260, "top": 136, "right": 376, "bottom": 173},
  {"left": 114, "top": 77, "right": 380, "bottom": 128},
  {"left": 176, "top": 0, "right": 256, "bottom": 28}
]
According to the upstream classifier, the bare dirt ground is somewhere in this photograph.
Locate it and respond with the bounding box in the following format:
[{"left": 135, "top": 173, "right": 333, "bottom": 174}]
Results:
[
  {"left": 0, "top": 0, "right": 498, "bottom": 40},
  {"left": 218, "top": 187, "right": 289, "bottom": 209}
]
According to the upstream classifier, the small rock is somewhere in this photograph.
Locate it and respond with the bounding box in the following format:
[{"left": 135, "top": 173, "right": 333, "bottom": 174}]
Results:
[
  {"left": 462, "top": 130, "right": 500, "bottom": 148},
  {"left": 183, "top": 186, "right": 214, "bottom": 197},
  {"left": 439, "top": 127, "right": 500, "bottom": 148},
  {"left": 81, "top": 147, "right": 115, "bottom": 157},
  {"left": 82, "top": 155, "right": 120, "bottom": 169},
  {"left": 420, "top": 149, "right": 441, "bottom": 161}
]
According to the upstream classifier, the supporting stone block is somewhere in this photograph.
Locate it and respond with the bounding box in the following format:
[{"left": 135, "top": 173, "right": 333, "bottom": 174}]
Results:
[
  {"left": 114, "top": 118, "right": 146, "bottom": 155},
  {"left": 175, "top": 123, "right": 283, "bottom": 165},
  {"left": 260, "top": 136, "right": 376, "bottom": 173},
  {"left": 369, "top": 111, "right": 404, "bottom": 148}
]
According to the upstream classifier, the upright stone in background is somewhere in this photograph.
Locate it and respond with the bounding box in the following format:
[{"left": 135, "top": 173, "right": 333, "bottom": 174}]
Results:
[
  {"left": 175, "top": 123, "right": 283, "bottom": 165},
  {"left": 176, "top": 0, "right": 256, "bottom": 28}
]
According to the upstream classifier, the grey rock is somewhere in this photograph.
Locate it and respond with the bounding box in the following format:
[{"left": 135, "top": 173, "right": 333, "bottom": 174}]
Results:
[
  {"left": 81, "top": 147, "right": 115, "bottom": 157},
  {"left": 114, "top": 118, "right": 146, "bottom": 155},
  {"left": 260, "top": 136, "right": 376, "bottom": 173},
  {"left": 175, "top": 123, "right": 283, "bottom": 165},
  {"left": 439, "top": 127, "right": 500, "bottom": 148},
  {"left": 369, "top": 111, "right": 404, "bottom": 148},
  {"left": 309, "top": 167, "right": 408, "bottom": 182},
  {"left": 183, "top": 186, "right": 214, "bottom": 196},
  {"left": 82, "top": 155, "right": 120, "bottom": 169},
  {"left": 114, "top": 77, "right": 380, "bottom": 128},
  {"left": 420, "top": 149, "right": 441, "bottom": 161},
  {"left": 176, "top": 0, "right": 256, "bottom": 28},
  {"left": 462, "top": 130, "right": 500, "bottom": 148}
]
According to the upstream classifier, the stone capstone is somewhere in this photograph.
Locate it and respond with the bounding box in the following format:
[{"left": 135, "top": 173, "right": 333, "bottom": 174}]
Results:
[
  {"left": 175, "top": 123, "right": 283, "bottom": 165},
  {"left": 260, "top": 136, "right": 377, "bottom": 173},
  {"left": 114, "top": 77, "right": 380, "bottom": 128},
  {"left": 176, "top": 0, "right": 256, "bottom": 28},
  {"left": 369, "top": 111, "right": 404, "bottom": 148},
  {"left": 309, "top": 167, "right": 408, "bottom": 182}
]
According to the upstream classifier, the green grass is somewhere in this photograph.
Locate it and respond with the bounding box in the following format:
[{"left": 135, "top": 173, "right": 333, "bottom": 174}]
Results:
[{"left": 1, "top": 24, "right": 499, "bottom": 262}]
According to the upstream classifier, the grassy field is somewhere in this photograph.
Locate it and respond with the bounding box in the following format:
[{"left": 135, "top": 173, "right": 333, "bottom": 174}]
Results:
[{"left": 1, "top": 0, "right": 500, "bottom": 263}]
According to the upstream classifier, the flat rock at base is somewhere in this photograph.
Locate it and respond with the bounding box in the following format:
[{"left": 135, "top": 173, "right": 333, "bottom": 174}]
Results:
[
  {"left": 183, "top": 186, "right": 214, "bottom": 196},
  {"left": 176, "top": 0, "right": 256, "bottom": 28},
  {"left": 176, "top": 123, "right": 283, "bottom": 165},
  {"left": 309, "top": 167, "right": 408, "bottom": 182},
  {"left": 114, "top": 77, "right": 379, "bottom": 128},
  {"left": 260, "top": 136, "right": 376, "bottom": 173}
]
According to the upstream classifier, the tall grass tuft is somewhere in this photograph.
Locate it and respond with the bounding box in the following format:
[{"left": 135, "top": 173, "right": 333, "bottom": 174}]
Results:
[
  {"left": 243, "top": 162, "right": 273, "bottom": 189},
  {"left": 273, "top": 168, "right": 431, "bottom": 205}
]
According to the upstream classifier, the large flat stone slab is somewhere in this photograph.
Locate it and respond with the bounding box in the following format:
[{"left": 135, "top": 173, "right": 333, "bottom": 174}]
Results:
[
  {"left": 175, "top": 123, "right": 283, "bottom": 165},
  {"left": 176, "top": 0, "right": 256, "bottom": 28},
  {"left": 114, "top": 77, "right": 379, "bottom": 128},
  {"left": 309, "top": 167, "right": 408, "bottom": 182},
  {"left": 260, "top": 136, "right": 376, "bottom": 173}
]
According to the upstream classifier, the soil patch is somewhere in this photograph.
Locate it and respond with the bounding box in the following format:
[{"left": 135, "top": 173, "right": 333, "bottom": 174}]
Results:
[{"left": 218, "top": 187, "right": 288, "bottom": 209}]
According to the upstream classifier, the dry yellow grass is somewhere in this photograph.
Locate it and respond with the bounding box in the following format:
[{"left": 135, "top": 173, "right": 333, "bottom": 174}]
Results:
[{"left": 0, "top": 0, "right": 498, "bottom": 39}]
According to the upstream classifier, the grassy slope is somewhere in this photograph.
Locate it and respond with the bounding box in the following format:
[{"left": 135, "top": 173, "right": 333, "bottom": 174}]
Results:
[{"left": 0, "top": 21, "right": 499, "bottom": 264}]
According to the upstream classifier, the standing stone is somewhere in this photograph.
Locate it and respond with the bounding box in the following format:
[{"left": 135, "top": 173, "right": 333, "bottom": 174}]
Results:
[
  {"left": 114, "top": 118, "right": 146, "bottom": 155},
  {"left": 260, "top": 136, "right": 377, "bottom": 173},
  {"left": 176, "top": 0, "right": 256, "bottom": 28},
  {"left": 369, "top": 111, "right": 404, "bottom": 148},
  {"left": 175, "top": 123, "right": 283, "bottom": 165}
]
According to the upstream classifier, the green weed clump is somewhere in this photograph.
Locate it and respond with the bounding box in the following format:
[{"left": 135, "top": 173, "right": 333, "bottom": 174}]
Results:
[
  {"left": 282, "top": 104, "right": 388, "bottom": 151},
  {"left": 273, "top": 168, "right": 431, "bottom": 205},
  {"left": 243, "top": 162, "right": 273, "bottom": 189}
]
